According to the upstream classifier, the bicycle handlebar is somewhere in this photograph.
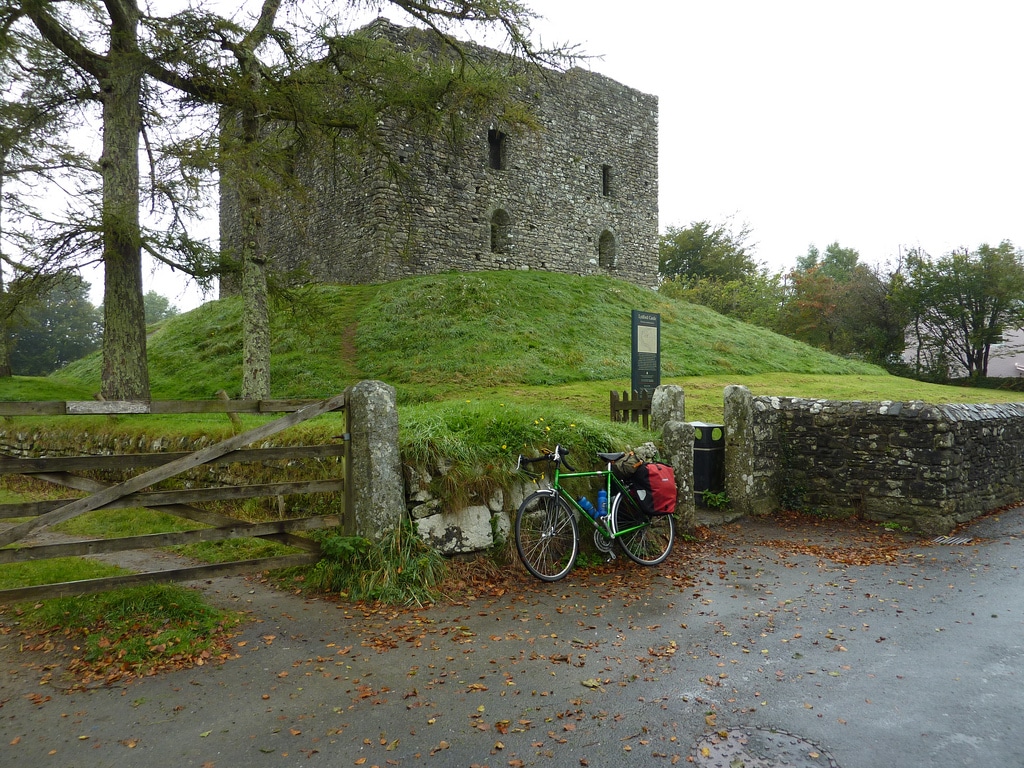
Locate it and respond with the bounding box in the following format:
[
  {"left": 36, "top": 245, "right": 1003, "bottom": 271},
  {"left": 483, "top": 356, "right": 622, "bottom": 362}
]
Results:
[{"left": 516, "top": 444, "right": 577, "bottom": 472}]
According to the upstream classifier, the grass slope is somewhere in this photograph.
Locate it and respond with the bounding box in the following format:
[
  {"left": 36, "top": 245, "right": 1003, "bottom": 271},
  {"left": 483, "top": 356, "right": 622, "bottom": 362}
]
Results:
[{"left": 53, "top": 272, "right": 880, "bottom": 402}]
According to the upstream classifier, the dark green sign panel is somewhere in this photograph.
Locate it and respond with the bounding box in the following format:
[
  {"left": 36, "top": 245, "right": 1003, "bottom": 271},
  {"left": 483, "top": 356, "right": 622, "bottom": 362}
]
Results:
[{"left": 631, "top": 310, "right": 660, "bottom": 396}]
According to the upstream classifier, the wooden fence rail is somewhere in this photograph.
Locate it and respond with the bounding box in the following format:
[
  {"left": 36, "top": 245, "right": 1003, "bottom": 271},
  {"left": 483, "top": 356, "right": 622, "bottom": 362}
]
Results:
[
  {"left": 609, "top": 390, "right": 652, "bottom": 429},
  {"left": 0, "top": 395, "right": 350, "bottom": 602}
]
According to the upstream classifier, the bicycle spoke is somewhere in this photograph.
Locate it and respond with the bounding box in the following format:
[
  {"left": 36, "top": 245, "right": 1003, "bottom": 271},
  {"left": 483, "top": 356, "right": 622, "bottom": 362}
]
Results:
[
  {"left": 611, "top": 493, "right": 674, "bottom": 566},
  {"left": 515, "top": 492, "right": 578, "bottom": 581}
]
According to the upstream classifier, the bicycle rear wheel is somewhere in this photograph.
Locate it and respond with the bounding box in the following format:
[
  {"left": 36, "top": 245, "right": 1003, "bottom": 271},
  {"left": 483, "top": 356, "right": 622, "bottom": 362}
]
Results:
[
  {"left": 515, "top": 491, "right": 579, "bottom": 581},
  {"left": 610, "top": 492, "right": 674, "bottom": 565}
]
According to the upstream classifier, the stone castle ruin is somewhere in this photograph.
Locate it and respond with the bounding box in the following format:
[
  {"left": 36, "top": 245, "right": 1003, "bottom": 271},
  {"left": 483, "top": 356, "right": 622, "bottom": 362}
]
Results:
[{"left": 219, "top": 20, "right": 659, "bottom": 290}]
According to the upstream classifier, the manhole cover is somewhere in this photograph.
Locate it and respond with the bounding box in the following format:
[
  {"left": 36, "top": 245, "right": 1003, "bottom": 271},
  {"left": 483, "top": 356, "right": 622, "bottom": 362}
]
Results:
[{"left": 692, "top": 727, "right": 839, "bottom": 768}]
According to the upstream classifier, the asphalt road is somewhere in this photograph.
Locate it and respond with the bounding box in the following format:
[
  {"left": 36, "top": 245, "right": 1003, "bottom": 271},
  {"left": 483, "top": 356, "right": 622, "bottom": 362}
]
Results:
[{"left": 2, "top": 507, "right": 1022, "bottom": 768}]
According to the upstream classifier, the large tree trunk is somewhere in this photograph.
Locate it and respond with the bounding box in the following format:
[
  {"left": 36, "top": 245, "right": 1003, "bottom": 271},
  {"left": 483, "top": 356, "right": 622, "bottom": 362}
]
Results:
[
  {"left": 241, "top": 246, "right": 270, "bottom": 399},
  {"left": 238, "top": 61, "right": 270, "bottom": 400},
  {"left": 100, "top": 4, "right": 149, "bottom": 400},
  {"left": 0, "top": 154, "right": 10, "bottom": 378}
]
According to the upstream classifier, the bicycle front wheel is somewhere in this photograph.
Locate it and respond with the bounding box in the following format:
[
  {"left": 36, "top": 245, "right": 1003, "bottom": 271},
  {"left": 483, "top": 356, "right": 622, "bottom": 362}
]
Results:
[
  {"left": 515, "top": 491, "right": 579, "bottom": 581},
  {"left": 610, "top": 492, "right": 674, "bottom": 566}
]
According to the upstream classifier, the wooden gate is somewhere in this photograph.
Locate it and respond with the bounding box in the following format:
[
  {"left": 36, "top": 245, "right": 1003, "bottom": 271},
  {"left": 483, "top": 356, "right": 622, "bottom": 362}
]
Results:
[
  {"left": 610, "top": 390, "right": 652, "bottom": 428},
  {"left": 0, "top": 395, "right": 350, "bottom": 602}
]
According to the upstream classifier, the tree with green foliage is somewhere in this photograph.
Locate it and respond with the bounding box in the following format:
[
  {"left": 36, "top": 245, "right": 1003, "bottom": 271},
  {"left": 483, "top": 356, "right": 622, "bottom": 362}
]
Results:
[
  {"left": 10, "top": 274, "right": 101, "bottom": 375},
  {"left": 0, "top": 24, "right": 94, "bottom": 378},
  {"left": 899, "top": 242, "right": 1024, "bottom": 378},
  {"left": 777, "top": 244, "right": 908, "bottom": 367},
  {"left": 659, "top": 219, "right": 757, "bottom": 283},
  {"left": 1, "top": 0, "right": 567, "bottom": 400},
  {"left": 796, "top": 242, "right": 861, "bottom": 282},
  {"left": 0, "top": 0, "right": 218, "bottom": 398},
  {"left": 143, "top": 291, "right": 179, "bottom": 325},
  {"left": 832, "top": 262, "right": 909, "bottom": 367},
  {"left": 658, "top": 219, "right": 781, "bottom": 328},
  {"left": 660, "top": 270, "right": 785, "bottom": 329},
  {"left": 775, "top": 267, "right": 841, "bottom": 349}
]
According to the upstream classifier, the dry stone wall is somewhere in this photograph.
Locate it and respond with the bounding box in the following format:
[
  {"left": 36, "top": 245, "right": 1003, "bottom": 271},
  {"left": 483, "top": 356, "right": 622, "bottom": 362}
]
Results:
[{"left": 724, "top": 385, "right": 1024, "bottom": 534}]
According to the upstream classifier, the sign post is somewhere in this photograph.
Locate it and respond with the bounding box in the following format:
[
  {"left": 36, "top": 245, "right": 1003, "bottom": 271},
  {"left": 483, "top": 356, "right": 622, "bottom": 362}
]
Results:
[{"left": 631, "top": 310, "right": 661, "bottom": 396}]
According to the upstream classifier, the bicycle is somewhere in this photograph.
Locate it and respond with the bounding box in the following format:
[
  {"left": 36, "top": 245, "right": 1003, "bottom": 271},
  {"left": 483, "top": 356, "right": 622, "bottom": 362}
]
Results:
[{"left": 513, "top": 444, "right": 675, "bottom": 582}]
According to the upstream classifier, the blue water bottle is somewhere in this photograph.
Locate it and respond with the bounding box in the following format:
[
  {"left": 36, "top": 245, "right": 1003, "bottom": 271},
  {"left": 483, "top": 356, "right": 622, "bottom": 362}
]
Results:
[
  {"left": 578, "top": 496, "right": 597, "bottom": 517},
  {"left": 597, "top": 489, "right": 608, "bottom": 518}
]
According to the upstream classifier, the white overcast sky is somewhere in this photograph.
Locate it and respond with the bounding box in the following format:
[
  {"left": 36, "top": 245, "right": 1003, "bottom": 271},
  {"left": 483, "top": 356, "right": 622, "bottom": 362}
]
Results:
[
  {"left": 138, "top": 0, "right": 1024, "bottom": 309},
  {"left": 532, "top": 0, "right": 1024, "bottom": 271}
]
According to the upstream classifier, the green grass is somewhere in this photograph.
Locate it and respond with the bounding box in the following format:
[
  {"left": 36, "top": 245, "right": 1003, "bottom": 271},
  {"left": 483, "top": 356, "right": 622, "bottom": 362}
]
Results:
[
  {"left": 54, "top": 272, "right": 885, "bottom": 400},
  {"left": 53, "top": 508, "right": 205, "bottom": 538},
  {"left": 9, "top": 584, "right": 242, "bottom": 685},
  {"left": 5, "top": 269, "right": 1020, "bottom": 500},
  {"left": 355, "top": 272, "right": 880, "bottom": 389},
  {"left": 0, "top": 376, "right": 93, "bottom": 401},
  {"left": 9, "top": 268, "right": 1023, "bottom": 513},
  {"left": 60, "top": 284, "right": 379, "bottom": 400},
  {"left": 306, "top": 521, "right": 448, "bottom": 606},
  {"left": 0, "top": 557, "right": 127, "bottom": 590},
  {"left": 46, "top": 270, "right": 1022, "bottom": 419},
  {"left": 172, "top": 537, "right": 295, "bottom": 563}
]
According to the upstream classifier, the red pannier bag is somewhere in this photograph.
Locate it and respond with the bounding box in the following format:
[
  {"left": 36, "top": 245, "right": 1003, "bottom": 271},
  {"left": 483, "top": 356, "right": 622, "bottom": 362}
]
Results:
[{"left": 629, "top": 462, "right": 677, "bottom": 515}]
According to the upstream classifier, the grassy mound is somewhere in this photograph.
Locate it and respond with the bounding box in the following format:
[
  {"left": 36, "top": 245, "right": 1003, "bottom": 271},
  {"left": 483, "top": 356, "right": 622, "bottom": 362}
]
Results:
[{"left": 54, "top": 271, "right": 880, "bottom": 402}]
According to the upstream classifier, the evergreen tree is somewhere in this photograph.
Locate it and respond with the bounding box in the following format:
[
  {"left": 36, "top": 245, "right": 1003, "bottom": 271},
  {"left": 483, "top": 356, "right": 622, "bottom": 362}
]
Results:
[
  {"left": 11, "top": 275, "right": 101, "bottom": 375},
  {"left": 0, "top": 0, "right": 567, "bottom": 398}
]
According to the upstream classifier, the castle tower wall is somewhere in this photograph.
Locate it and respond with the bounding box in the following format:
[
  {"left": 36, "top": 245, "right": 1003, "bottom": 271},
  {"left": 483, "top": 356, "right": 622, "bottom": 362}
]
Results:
[{"left": 220, "top": 24, "right": 659, "bottom": 291}]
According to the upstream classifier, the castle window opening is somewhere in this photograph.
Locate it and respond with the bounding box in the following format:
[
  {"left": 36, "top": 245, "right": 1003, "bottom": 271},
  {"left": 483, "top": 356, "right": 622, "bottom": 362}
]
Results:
[
  {"left": 601, "top": 164, "right": 613, "bottom": 196},
  {"left": 491, "top": 209, "right": 512, "bottom": 253},
  {"left": 488, "top": 129, "right": 507, "bottom": 170},
  {"left": 599, "top": 230, "right": 617, "bottom": 269}
]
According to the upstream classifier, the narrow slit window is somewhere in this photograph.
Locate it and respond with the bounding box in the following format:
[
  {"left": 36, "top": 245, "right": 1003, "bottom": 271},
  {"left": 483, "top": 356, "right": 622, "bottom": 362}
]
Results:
[
  {"left": 601, "top": 164, "right": 613, "bottom": 196},
  {"left": 599, "top": 230, "right": 616, "bottom": 269},
  {"left": 488, "top": 129, "right": 507, "bottom": 170},
  {"left": 491, "top": 209, "right": 512, "bottom": 253}
]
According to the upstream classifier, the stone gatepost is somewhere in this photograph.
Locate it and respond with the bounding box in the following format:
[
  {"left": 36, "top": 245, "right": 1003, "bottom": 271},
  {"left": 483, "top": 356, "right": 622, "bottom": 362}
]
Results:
[
  {"left": 661, "top": 420, "right": 696, "bottom": 533},
  {"left": 651, "top": 384, "right": 686, "bottom": 430},
  {"left": 723, "top": 384, "right": 774, "bottom": 517},
  {"left": 345, "top": 380, "right": 404, "bottom": 540},
  {"left": 652, "top": 385, "right": 694, "bottom": 531}
]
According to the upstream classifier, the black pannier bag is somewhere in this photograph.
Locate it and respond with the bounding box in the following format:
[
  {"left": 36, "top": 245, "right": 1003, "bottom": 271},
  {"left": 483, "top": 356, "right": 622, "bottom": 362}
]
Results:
[{"left": 629, "top": 462, "right": 677, "bottom": 515}]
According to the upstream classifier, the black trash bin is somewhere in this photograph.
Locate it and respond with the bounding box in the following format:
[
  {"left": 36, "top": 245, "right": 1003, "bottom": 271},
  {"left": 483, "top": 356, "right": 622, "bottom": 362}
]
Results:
[{"left": 691, "top": 422, "right": 725, "bottom": 502}]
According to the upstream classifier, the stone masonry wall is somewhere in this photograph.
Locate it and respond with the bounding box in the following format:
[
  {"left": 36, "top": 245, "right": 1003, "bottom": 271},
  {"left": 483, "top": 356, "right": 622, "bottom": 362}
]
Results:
[
  {"left": 724, "top": 385, "right": 1024, "bottom": 534},
  {"left": 220, "top": 20, "right": 659, "bottom": 291}
]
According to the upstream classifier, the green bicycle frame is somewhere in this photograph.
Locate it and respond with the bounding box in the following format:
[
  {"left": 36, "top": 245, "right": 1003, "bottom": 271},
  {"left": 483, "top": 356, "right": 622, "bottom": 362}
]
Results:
[{"left": 551, "top": 460, "right": 647, "bottom": 538}]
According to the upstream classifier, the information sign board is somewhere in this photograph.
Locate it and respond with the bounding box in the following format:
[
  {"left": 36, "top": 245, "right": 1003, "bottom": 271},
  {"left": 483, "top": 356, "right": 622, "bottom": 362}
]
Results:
[{"left": 631, "top": 310, "right": 661, "bottom": 396}]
